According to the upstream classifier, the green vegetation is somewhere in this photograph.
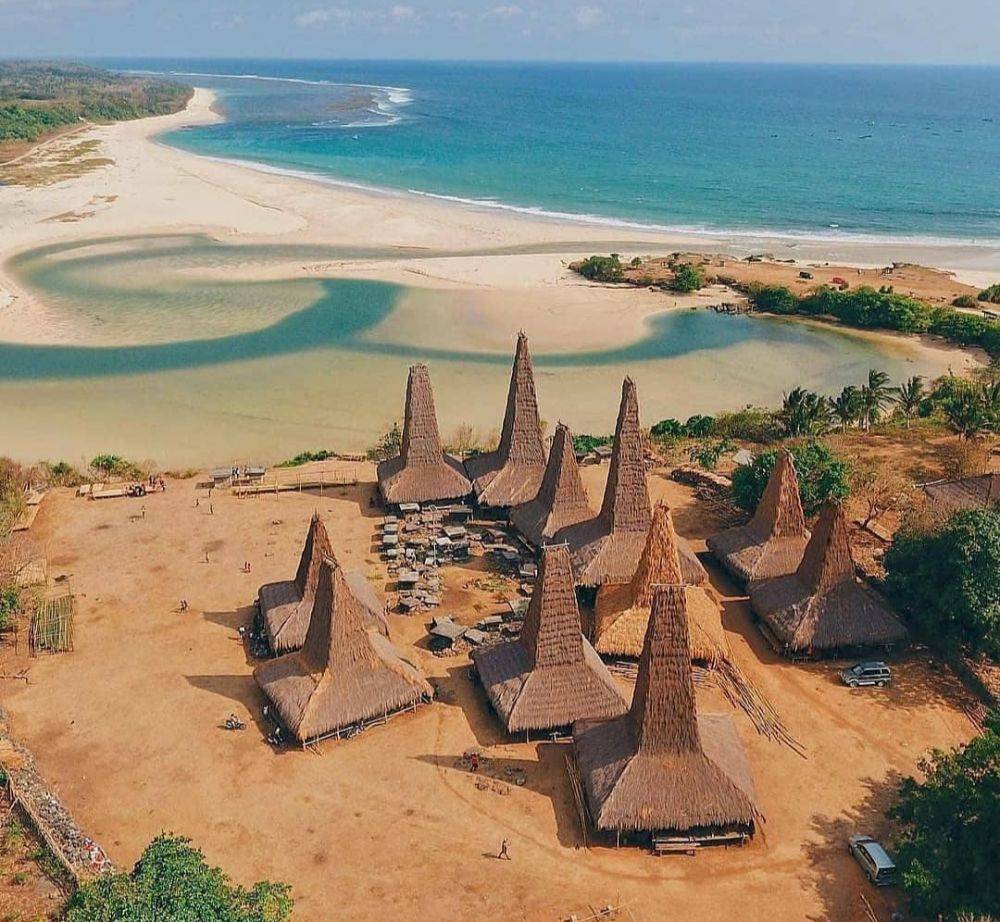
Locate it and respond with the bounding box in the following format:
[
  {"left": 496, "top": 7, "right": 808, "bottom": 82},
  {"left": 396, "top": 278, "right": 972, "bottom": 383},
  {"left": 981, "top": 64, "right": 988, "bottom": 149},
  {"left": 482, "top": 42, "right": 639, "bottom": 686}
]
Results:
[
  {"left": 572, "top": 433, "right": 612, "bottom": 454},
  {"left": 687, "top": 438, "right": 734, "bottom": 471},
  {"left": 0, "top": 61, "right": 191, "bottom": 146},
  {"left": 366, "top": 423, "right": 403, "bottom": 462},
  {"left": 888, "top": 711, "right": 999, "bottom": 921},
  {"left": 0, "top": 585, "right": 20, "bottom": 632},
  {"left": 277, "top": 449, "right": 335, "bottom": 467},
  {"left": 779, "top": 387, "right": 830, "bottom": 436},
  {"left": 978, "top": 283, "right": 1000, "bottom": 304},
  {"left": 953, "top": 295, "right": 978, "bottom": 308},
  {"left": 67, "top": 834, "right": 292, "bottom": 922},
  {"left": 731, "top": 442, "right": 851, "bottom": 516},
  {"left": 670, "top": 262, "right": 705, "bottom": 292},
  {"left": 575, "top": 254, "right": 624, "bottom": 283},
  {"left": 746, "top": 284, "right": 1000, "bottom": 357},
  {"left": 884, "top": 508, "right": 999, "bottom": 658},
  {"left": 89, "top": 454, "right": 143, "bottom": 480}
]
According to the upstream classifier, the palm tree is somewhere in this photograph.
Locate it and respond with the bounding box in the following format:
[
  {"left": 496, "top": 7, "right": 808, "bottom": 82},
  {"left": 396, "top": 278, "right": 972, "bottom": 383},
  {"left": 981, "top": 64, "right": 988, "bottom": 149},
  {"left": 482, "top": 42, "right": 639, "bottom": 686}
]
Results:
[
  {"left": 859, "top": 369, "right": 893, "bottom": 430},
  {"left": 893, "top": 375, "right": 926, "bottom": 428},
  {"left": 830, "top": 386, "right": 863, "bottom": 431},
  {"left": 782, "top": 387, "right": 830, "bottom": 436},
  {"left": 943, "top": 390, "right": 987, "bottom": 440}
]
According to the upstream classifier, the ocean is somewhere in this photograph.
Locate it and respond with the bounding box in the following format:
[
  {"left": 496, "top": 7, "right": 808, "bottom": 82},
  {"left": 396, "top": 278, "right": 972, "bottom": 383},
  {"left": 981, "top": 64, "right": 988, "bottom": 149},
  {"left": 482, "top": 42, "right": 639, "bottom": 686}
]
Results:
[{"left": 109, "top": 58, "right": 1000, "bottom": 243}]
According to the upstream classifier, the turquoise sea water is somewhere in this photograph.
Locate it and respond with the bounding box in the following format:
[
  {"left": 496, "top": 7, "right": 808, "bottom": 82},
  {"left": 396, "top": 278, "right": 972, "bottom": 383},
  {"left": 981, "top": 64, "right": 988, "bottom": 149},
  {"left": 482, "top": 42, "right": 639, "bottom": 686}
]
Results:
[{"left": 110, "top": 58, "right": 1000, "bottom": 242}]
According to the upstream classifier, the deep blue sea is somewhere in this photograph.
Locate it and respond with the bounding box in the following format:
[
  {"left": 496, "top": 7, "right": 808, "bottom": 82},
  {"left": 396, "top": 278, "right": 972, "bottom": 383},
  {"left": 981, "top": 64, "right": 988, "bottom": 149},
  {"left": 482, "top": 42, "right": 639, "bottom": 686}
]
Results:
[{"left": 105, "top": 59, "right": 1000, "bottom": 244}]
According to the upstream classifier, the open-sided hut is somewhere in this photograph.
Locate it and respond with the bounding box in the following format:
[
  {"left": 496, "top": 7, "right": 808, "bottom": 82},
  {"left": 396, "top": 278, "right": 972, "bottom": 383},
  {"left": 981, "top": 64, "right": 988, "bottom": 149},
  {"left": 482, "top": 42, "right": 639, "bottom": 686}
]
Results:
[
  {"left": 509, "top": 423, "right": 593, "bottom": 549},
  {"left": 593, "top": 503, "right": 726, "bottom": 664},
  {"left": 465, "top": 332, "right": 547, "bottom": 509},
  {"left": 707, "top": 449, "right": 810, "bottom": 586},
  {"left": 749, "top": 501, "right": 908, "bottom": 656},
  {"left": 261, "top": 515, "right": 388, "bottom": 654},
  {"left": 471, "top": 544, "right": 627, "bottom": 734},
  {"left": 255, "top": 557, "right": 432, "bottom": 745},
  {"left": 573, "top": 585, "right": 758, "bottom": 845},
  {"left": 377, "top": 363, "right": 472, "bottom": 507}
]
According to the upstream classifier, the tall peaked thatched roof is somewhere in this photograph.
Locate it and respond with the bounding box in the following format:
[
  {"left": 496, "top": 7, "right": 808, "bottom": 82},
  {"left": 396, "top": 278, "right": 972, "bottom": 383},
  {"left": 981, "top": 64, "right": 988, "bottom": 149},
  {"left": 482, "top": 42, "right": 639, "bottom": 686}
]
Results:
[
  {"left": 749, "top": 501, "right": 908, "bottom": 655},
  {"left": 556, "top": 378, "right": 652, "bottom": 587},
  {"left": 594, "top": 504, "right": 726, "bottom": 662},
  {"left": 509, "top": 423, "right": 593, "bottom": 548},
  {"left": 377, "top": 363, "right": 472, "bottom": 506},
  {"left": 707, "top": 449, "right": 810, "bottom": 585},
  {"left": 465, "top": 332, "right": 547, "bottom": 508},
  {"left": 574, "top": 585, "right": 758, "bottom": 834},
  {"left": 471, "top": 544, "right": 627, "bottom": 732},
  {"left": 254, "top": 558, "right": 432, "bottom": 743}
]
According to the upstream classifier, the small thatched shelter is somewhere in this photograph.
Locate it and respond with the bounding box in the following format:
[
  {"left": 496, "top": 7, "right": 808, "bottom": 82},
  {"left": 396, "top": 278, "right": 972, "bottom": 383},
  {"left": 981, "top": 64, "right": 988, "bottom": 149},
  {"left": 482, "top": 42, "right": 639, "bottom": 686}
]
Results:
[
  {"left": 593, "top": 504, "right": 726, "bottom": 664},
  {"left": 749, "top": 501, "right": 908, "bottom": 656},
  {"left": 573, "top": 585, "right": 758, "bottom": 842},
  {"left": 261, "top": 515, "right": 388, "bottom": 654},
  {"left": 465, "top": 332, "right": 547, "bottom": 509},
  {"left": 707, "top": 449, "right": 810, "bottom": 586},
  {"left": 471, "top": 544, "right": 627, "bottom": 734},
  {"left": 255, "top": 557, "right": 432, "bottom": 744},
  {"left": 921, "top": 471, "right": 999, "bottom": 515},
  {"left": 377, "top": 363, "right": 472, "bottom": 506},
  {"left": 509, "top": 422, "right": 593, "bottom": 549}
]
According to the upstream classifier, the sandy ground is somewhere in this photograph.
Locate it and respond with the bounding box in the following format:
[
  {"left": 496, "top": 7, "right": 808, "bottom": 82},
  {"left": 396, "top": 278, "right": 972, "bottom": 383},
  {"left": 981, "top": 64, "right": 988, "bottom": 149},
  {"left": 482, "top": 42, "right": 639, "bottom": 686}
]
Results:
[{"left": 0, "top": 463, "right": 978, "bottom": 921}]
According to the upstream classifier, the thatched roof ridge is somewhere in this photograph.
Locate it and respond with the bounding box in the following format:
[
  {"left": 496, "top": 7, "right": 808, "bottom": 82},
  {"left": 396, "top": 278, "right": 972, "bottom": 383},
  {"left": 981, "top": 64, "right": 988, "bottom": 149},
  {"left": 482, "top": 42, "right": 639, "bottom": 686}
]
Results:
[
  {"left": 707, "top": 449, "right": 810, "bottom": 585},
  {"left": 255, "top": 558, "right": 431, "bottom": 742},
  {"left": 749, "top": 502, "right": 908, "bottom": 654},
  {"left": 377, "top": 363, "right": 472, "bottom": 505},
  {"left": 509, "top": 423, "right": 593, "bottom": 548},
  {"left": 471, "top": 545, "right": 627, "bottom": 732},
  {"left": 556, "top": 378, "right": 652, "bottom": 586},
  {"left": 465, "top": 332, "right": 547, "bottom": 508},
  {"left": 573, "top": 585, "right": 758, "bottom": 834},
  {"left": 593, "top": 504, "right": 725, "bottom": 662}
]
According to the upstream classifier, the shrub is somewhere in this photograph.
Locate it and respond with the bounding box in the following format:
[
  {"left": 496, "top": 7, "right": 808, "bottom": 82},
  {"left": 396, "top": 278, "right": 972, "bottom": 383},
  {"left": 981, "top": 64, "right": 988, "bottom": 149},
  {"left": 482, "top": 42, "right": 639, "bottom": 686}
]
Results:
[
  {"left": 884, "top": 508, "right": 1000, "bottom": 657},
  {"left": 66, "top": 834, "right": 293, "bottom": 922},
  {"left": 366, "top": 423, "right": 402, "bottom": 462},
  {"left": 683, "top": 414, "right": 715, "bottom": 437},
  {"left": 688, "top": 439, "right": 734, "bottom": 471},
  {"left": 953, "top": 295, "right": 978, "bottom": 308},
  {"left": 277, "top": 450, "right": 335, "bottom": 468},
  {"left": 572, "top": 433, "right": 612, "bottom": 454},
  {"left": 89, "top": 454, "right": 142, "bottom": 480},
  {"left": 978, "top": 283, "right": 1000, "bottom": 304},
  {"left": 0, "top": 586, "right": 20, "bottom": 632},
  {"left": 888, "top": 711, "right": 999, "bottom": 920},
  {"left": 713, "top": 406, "right": 783, "bottom": 443},
  {"left": 576, "top": 254, "right": 624, "bottom": 283},
  {"left": 650, "top": 418, "right": 684, "bottom": 440},
  {"left": 670, "top": 262, "right": 705, "bottom": 292},
  {"left": 730, "top": 441, "right": 850, "bottom": 516},
  {"left": 748, "top": 284, "right": 798, "bottom": 314}
]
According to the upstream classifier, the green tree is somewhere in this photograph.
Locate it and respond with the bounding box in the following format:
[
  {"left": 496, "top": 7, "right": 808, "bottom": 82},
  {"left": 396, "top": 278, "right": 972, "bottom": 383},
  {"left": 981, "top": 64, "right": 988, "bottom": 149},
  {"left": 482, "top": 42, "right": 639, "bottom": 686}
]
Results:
[
  {"left": 888, "top": 711, "right": 1000, "bottom": 920},
  {"left": 829, "top": 385, "right": 863, "bottom": 431},
  {"left": 780, "top": 387, "right": 830, "bottom": 437},
  {"left": 730, "top": 441, "right": 851, "bottom": 516},
  {"left": 941, "top": 387, "right": 990, "bottom": 440},
  {"left": 650, "top": 418, "right": 685, "bottom": 440},
  {"left": 749, "top": 284, "right": 798, "bottom": 314},
  {"left": 576, "top": 254, "right": 624, "bottom": 283},
  {"left": 893, "top": 375, "right": 926, "bottom": 428},
  {"left": 858, "top": 369, "right": 893, "bottom": 430},
  {"left": 884, "top": 508, "right": 999, "bottom": 657},
  {"left": 670, "top": 262, "right": 705, "bottom": 292},
  {"left": 978, "top": 283, "right": 1000, "bottom": 304},
  {"left": 66, "top": 834, "right": 293, "bottom": 922}
]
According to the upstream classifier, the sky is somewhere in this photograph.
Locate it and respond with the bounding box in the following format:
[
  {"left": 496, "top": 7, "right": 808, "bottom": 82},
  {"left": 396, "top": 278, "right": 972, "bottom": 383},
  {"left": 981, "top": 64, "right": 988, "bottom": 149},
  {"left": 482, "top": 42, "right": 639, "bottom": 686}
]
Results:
[{"left": 1, "top": 0, "right": 998, "bottom": 64}]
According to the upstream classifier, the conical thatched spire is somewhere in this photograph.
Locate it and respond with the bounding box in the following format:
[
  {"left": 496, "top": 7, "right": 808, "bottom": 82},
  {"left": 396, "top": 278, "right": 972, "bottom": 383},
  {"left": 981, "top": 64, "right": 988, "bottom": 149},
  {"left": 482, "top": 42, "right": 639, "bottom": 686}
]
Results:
[
  {"left": 377, "top": 364, "right": 472, "bottom": 506},
  {"left": 465, "top": 332, "right": 547, "bottom": 508},
  {"left": 572, "top": 585, "right": 758, "bottom": 835},
  {"left": 749, "top": 501, "right": 908, "bottom": 655},
  {"left": 509, "top": 422, "right": 592, "bottom": 548},
  {"left": 255, "top": 558, "right": 432, "bottom": 743},
  {"left": 471, "top": 545, "right": 627, "bottom": 733},
  {"left": 556, "top": 378, "right": 652, "bottom": 586},
  {"left": 593, "top": 504, "right": 724, "bottom": 662},
  {"left": 707, "top": 449, "right": 811, "bottom": 586}
]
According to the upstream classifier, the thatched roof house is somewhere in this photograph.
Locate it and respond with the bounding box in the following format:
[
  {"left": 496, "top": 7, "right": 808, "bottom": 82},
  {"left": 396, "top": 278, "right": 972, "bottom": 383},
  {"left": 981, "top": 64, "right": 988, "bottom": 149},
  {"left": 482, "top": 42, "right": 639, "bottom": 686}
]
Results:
[
  {"left": 471, "top": 544, "right": 627, "bottom": 733},
  {"left": 509, "top": 423, "right": 593, "bottom": 549},
  {"left": 465, "top": 332, "right": 547, "bottom": 509},
  {"left": 255, "top": 557, "right": 432, "bottom": 744},
  {"left": 555, "top": 378, "right": 656, "bottom": 587},
  {"left": 261, "top": 515, "right": 388, "bottom": 654},
  {"left": 377, "top": 363, "right": 472, "bottom": 506},
  {"left": 593, "top": 504, "right": 727, "bottom": 664},
  {"left": 921, "top": 472, "right": 999, "bottom": 515},
  {"left": 573, "top": 585, "right": 758, "bottom": 840},
  {"left": 707, "top": 449, "right": 810, "bottom": 586},
  {"left": 749, "top": 501, "right": 908, "bottom": 656}
]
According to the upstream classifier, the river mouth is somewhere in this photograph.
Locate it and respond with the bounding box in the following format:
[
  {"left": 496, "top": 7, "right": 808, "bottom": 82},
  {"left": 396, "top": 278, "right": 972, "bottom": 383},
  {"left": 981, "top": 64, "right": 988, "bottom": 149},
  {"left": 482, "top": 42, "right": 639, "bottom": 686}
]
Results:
[{"left": 0, "top": 234, "right": 971, "bottom": 465}]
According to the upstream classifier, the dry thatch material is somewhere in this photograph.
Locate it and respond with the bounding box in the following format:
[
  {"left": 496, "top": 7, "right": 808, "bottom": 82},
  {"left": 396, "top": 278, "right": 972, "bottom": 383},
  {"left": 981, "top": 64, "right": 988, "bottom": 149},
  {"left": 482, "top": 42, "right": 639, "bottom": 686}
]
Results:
[
  {"left": 465, "top": 332, "right": 547, "bottom": 508},
  {"left": 377, "top": 363, "right": 472, "bottom": 506},
  {"left": 750, "top": 501, "right": 908, "bottom": 655},
  {"left": 555, "top": 378, "right": 652, "bottom": 587},
  {"left": 707, "top": 449, "right": 810, "bottom": 586},
  {"left": 574, "top": 585, "right": 758, "bottom": 835},
  {"left": 509, "top": 422, "right": 593, "bottom": 549},
  {"left": 254, "top": 557, "right": 431, "bottom": 743},
  {"left": 594, "top": 504, "right": 726, "bottom": 663},
  {"left": 472, "top": 544, "right": 627, "bottom": 732},
  {"left": 262, "top": 516, "right": 388, "bottom": 653},
  {"left": 922, "top": 472, "right": 999, "bottom": 515}
]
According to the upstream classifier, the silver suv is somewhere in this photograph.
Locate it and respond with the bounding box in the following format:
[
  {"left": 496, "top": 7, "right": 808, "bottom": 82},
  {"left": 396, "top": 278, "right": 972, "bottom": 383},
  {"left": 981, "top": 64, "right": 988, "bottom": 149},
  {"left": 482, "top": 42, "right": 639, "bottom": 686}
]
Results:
[
  {"left": 848, "top": 835, "right": 897, "bottom": 886},
  {"left": 841, "top": 661, "right": 891, "bottom": 688}
]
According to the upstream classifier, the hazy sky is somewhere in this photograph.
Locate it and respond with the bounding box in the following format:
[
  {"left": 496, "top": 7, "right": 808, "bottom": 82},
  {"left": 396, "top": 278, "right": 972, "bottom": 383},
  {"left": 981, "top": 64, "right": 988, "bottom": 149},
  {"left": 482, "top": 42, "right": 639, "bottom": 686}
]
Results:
[{"left": 2, "top": 0, "right": 998, "bottom": 64}]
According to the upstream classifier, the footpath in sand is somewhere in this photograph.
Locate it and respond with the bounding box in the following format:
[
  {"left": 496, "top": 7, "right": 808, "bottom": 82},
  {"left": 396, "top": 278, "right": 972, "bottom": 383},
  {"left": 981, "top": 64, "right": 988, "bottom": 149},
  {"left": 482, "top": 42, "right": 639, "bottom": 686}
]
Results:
[{"left": 0, "top": 462, "right": 979, "bottom": 922}]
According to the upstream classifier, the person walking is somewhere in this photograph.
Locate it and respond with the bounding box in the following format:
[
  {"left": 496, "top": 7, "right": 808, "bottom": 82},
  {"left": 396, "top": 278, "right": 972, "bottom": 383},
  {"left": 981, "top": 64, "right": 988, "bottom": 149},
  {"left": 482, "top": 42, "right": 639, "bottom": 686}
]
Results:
[{"left": 497, "top": 838, "right": 511, "bottom": 860}]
